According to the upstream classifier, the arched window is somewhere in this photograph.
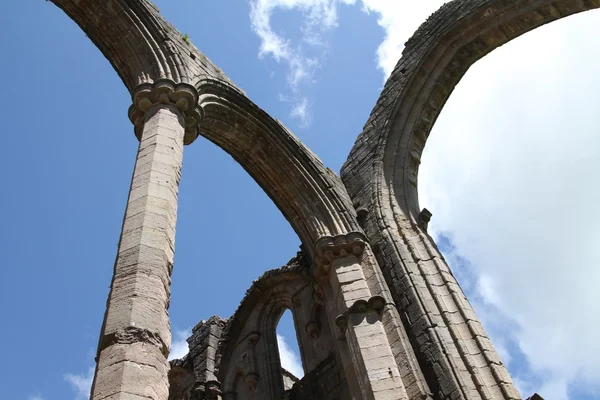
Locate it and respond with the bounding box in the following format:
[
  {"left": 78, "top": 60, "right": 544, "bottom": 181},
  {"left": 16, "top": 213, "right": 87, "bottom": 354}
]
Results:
[{"left": 276, "top": 309, "right": 304, "bottom": 390}]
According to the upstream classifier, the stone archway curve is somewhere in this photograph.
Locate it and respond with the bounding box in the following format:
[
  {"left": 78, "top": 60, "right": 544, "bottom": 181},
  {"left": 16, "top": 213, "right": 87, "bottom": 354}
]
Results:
[
  {"left": 49, "top": 0, "right": 361, "bottom": 251},
  {"left": 196, "top": 78, "right": 360, "bottom": 248},
  {"left": 344, "top": 0, "right": 600, "bottom": 223},
  {"left": 341, "top": 1, "right": 600, "bottom": 398}
]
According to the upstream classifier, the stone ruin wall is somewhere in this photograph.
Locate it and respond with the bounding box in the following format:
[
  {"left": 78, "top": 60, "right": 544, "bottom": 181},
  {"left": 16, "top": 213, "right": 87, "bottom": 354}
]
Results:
[{"left": 167, "top": 255, "right": 351, "bottom": 400}]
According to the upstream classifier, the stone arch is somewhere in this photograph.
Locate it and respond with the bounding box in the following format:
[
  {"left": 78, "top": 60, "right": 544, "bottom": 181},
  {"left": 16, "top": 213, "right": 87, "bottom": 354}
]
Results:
[
  {"left": 341, "top": 1, "right": 600, "bottom": 398},
  {"left": 344, "top": 0, "right": 600, "bottom": 223},
  {"left": 218, "top": 256, "right": 341, "bottom": 399},
  {"left": 49, "top": 0, "right": 360, "bottom": 254},
  {"left": 196, "top": 78, "right": 360, "bottom": 249}
]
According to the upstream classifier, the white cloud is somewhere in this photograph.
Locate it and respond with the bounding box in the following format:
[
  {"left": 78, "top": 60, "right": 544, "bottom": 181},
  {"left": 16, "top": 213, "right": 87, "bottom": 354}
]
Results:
[
  {"left": 169, "top": 329, "right": 191, "bottom": 361},
  {"left": 357, "top": 1, "right": 446, "bottom": 78},
  {"left": 28, "top": 395, "right": 45, "bottom": 400},
  {"left": 249, "top": 0, "right": 356, "bottom": 125},
  {"left": 65, "top": 366, "right": 94, "bottom": 400},
  {"left": 290, "top": 96, "right": 311, "bottom": 127},
  {"left": 249, "top": 0, "right": 446, "bottom": 123},
  {"left": 277, "top": 333, "right": 304, "bottom": 378},
  {"left": 419, "top": 9, "right": 600, "bottom": 399}
]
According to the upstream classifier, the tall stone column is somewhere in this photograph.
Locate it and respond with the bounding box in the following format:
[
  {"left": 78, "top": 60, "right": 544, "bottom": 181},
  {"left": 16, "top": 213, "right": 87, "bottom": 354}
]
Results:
[
  {"left": 91, "top": 80, "right": 202, "bottom": 400},
  {"left": 315, "top": 233, "right": 410, "bottom": 400}
]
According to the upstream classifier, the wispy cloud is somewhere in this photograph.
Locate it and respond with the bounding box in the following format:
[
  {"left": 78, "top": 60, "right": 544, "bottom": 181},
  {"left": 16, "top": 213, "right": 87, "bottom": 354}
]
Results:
[
  {"left": 249, "top": 0, "right": 355, "bottom": 126},
  {"left": 277, "top": 333, "right": 304, "bottom": 378},
  {"left": 28, "top": 395, "right": 45, "bottom": 400},
  {"left": 248, "top": 0, "right": 447, "bottom": 125},
  {"left": 65, "top": 366, "right": 94, "bottom": 400},
  {"left": 169, "top": 328, "right": 191, "bottom": 361}
]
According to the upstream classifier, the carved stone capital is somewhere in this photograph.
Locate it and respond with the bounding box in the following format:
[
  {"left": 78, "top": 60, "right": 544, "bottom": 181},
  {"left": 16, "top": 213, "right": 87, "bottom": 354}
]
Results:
[
  {"left": 128, "top": 79, "right": 204, "bottom": 145},
  {"left": 315, "top": 232, "right": 367, "bottom": 261},
  {"left": 313, "top": 232, "right": 367, "bottom": 280}
]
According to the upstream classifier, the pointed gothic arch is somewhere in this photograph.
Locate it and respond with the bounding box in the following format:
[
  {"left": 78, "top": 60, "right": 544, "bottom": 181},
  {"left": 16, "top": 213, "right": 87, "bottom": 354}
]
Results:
[
  {"left": 342, "top": 1, "right": 600, "bottom": 398},
  {"left": 50, "top": 0, "right": 360, "bottom": 252},
  {"left": 217, "top": 256, "right": 343, "bottom": 399}
]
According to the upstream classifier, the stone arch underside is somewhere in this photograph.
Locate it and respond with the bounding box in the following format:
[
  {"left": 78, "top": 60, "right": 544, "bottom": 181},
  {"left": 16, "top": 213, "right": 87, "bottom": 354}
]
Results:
[
  {"left": 342, "top": 0, "right": 600, "bottom": 399},
  {"left": 49, "top": 0, "right": 360, "bottom": 253}
]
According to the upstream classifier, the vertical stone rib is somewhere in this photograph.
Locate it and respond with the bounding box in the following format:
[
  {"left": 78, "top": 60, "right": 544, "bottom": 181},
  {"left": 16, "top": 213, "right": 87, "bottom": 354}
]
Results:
[{"left": 92, "top": 104, "right": 185, "bottom": 400}]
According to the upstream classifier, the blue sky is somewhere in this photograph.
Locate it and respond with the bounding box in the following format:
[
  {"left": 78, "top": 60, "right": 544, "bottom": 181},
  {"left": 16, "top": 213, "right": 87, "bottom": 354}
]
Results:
[{"left": 1, "top": 1, "right": 599, "bottom": 400}]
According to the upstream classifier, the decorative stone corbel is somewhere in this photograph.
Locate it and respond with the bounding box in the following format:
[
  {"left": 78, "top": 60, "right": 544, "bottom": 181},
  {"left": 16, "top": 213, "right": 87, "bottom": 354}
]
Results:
[
  {"left": 128, "top": 78, "right": 204, "bottom": 145},
  {"left": 419, "top": 208, "right": 432, "bottom": 231}
]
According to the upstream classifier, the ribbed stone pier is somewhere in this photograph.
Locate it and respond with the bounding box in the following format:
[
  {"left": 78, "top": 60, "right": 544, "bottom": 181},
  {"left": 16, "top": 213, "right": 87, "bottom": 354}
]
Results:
[{"left": 91, "top": 80, "right": 202, "bottom": 400}]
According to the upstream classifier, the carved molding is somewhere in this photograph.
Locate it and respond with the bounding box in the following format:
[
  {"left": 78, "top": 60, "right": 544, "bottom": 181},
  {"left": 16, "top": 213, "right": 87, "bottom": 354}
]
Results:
[
  {"left": 334, "top": 296, "right": 386, "bottom": 336},
  {"left": 313, "top": 232, "right": 368, "bottom": 282},
  {"left": 128, "top": 79, "right": 204, "bottom": 145}
]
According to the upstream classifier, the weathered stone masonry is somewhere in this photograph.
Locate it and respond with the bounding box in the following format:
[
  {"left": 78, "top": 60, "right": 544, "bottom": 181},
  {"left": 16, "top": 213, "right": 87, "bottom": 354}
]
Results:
[{"left": 45, "top": 0, "right": 600, "bottom": 399}]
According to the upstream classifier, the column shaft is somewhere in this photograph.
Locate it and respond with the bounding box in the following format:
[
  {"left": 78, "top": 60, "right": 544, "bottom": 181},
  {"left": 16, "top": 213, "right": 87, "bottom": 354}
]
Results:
[
  {"left": 91, "top": 104, "right": 185, "bottom": 400},
  {"left": 328, "top": 255, "right": 408, "bottom": 400}
]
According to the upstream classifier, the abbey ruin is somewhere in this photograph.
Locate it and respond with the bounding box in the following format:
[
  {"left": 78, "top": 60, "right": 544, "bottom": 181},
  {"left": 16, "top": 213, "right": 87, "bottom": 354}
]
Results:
[{"left": 45, "top": 0, "right": 599, "bottom": 399}]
